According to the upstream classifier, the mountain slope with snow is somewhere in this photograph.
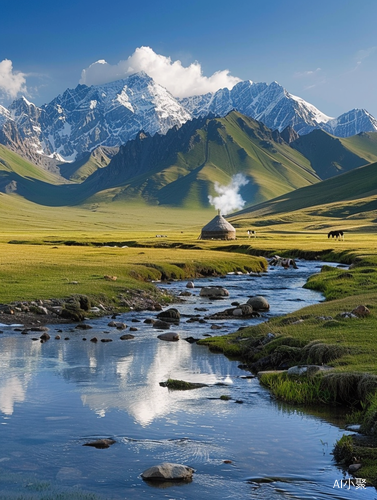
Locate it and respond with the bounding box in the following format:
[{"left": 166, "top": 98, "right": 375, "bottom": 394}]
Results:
[
  {"left": 0, "top": 73, "right": 376, "bottom": 165},
  {"left": 180, "top": 80, "right": 377, "bottom": 137}
]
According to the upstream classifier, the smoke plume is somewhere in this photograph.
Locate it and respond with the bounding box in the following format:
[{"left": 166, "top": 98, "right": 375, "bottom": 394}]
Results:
[{"left": 208, "top": 174, "right": 249, "bottom": 215}]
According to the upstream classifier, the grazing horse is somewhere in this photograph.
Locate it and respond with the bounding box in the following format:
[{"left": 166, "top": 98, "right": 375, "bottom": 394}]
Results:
[{"left": 328, "top": 230, "right": 344, "bottom": 240}]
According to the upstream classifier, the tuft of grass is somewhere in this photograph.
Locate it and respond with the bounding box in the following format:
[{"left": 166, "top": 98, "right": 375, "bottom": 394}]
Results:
[{"left": 259, "top": 372, "right": 332, "bottom": 405}]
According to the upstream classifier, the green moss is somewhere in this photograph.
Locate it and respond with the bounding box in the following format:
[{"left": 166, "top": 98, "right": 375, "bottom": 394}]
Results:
[{"left": 159, "top": 379, "right": 207, "bottom": 390}]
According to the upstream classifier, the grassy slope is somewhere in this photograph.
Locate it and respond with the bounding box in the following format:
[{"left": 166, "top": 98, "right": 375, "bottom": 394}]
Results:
[
  {"left": 82, "top": 112, "right": 320, "bottom": 209},
  {"left": 341, "top": 132, "right": 377, "bottom": 164},
  {"left": 230, "top": 160, "right": 377, "bottom": 231},
  {"left": 290, "top": 129, "right": 373, "bottom": 179},
  {"left": 59, "top": 147, "right": 113, "bottom": 182},
  {"left": 0, "top": 144, "right": 65, "bottom": 184}
]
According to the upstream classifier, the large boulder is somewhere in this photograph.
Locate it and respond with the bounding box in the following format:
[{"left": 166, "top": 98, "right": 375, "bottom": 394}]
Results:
[
  {"left": 141, "top": 463, "right": 194, "bottom": 482},
  {"left": 157, "top": 308, "right": 180, "bottom": 324},
  {"left": 199, "top": 286, "right": 229, "bottom": 299},
  {"left": 247, "top": 296, "right": 270, "bottom": 311}
]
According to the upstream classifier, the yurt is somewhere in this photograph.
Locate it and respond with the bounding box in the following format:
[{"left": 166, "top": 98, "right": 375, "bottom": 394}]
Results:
[{"left": 200, "top": 211, "right": 236, "bottom": 240}]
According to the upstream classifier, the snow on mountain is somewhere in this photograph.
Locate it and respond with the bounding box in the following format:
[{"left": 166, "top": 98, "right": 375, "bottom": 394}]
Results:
[
  {"left": 36, "top": 72, "right": 192, "bottom": 161},
  {"left": 180, "top": 80, "right": 335, "bottom": 135},
  {"left": 323, "top": 109, "right": 377, "bottom": 137},
  {"left": 2, "top": 72, "right": 191, "bottom": 162},
  {"left": 0, "top": 104, "right": 11, "bottom": 127},
  {"left": 0, "top": 73, "right": 376, "bottom": 165}
]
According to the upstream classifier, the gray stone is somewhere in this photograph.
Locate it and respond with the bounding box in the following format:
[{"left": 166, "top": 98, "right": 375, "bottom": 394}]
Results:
[
  {"left": 157, "top": 308, "right": 180, "bottom": 323},
  {"left": 157, "top": 332, "right": 179, "bottom": 341},
  {"left": 349, "top": 463, "right": 362, "bottom": 473},
  {"left": 141, "top": 462, "right": 194, "bottom": 482},
  {"left": 246, "top": 296, "right": 270, "bottom": 311},
  {"left": 83, "top": 438, "right": 116, "bottom": 449},
  {"left": 199, "top": 286, "right": 229, "bottom": 298},
  {"left": 153, "top": 320, "right": 171, "bottom": 329},
  {"left": 287, "top": 365, "right": 320, "bottom": 377},
  {"left": 120, "top": 334, "right": 135, "bottom": 340}
]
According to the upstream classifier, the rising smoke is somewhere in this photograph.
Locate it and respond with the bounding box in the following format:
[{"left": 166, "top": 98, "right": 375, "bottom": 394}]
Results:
[{"left": 208, "top": 174, "right": 249, "bottom": 215}]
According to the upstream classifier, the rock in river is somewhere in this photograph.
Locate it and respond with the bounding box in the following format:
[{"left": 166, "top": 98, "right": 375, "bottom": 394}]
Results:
[
  {"left": 246, "top": 296, "right": 270, "bottom": 311},
  {"left": 141, "top": 462, "right": 194, "bottom": 482},
  {"left": 199, "top": 286, "right": 229, "bottom": 299},
  {"left": 83, "top": 438, "right": 116, "bottom": 449},
  {"left": 157, "top": 308, "right": 180, "bottom": 324},
  {"left": 157, "top": 332, "right": 179, "bottom": 341}
]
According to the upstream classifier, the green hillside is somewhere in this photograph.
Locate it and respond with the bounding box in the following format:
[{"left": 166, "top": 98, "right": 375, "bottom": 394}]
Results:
[
  {"left": 2, "top": 112, "right": 377, "bottom": 214},
  {"left": 0, "top": 144, "right": 65, "bottom": 184},
  {"left": 231, "top": 161, "right": 377, "bottom": 229},
  {"left": 59, "top": 146, "right": 117, "bottom": 182},
  {"left": 340, "top": 132, "right": 377, "bottom": 164},
  {"left": 85, "top": 111, "right": 320, "bottom": 209},
  {"left": 290, "top": 129, "right": 376, "bottom": 179}
]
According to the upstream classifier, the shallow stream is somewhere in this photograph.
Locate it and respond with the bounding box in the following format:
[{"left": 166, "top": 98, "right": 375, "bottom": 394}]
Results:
[{"left": 0, "top": 260, "right": 375, "bottom": 499}]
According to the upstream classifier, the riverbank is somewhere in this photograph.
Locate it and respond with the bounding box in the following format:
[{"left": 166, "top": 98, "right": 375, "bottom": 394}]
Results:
[
  {"left": 198, "top": 249, "right": 377, "bottom": 486},
  {"left": 2, "top": 232, "right": 377, "bottom": 486}
]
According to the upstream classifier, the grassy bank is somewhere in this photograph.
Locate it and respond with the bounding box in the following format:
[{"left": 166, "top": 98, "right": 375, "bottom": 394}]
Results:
[
  {"left": 197, "top": 242, "right": 377, "bottom": 485},
  {"left": 0, "top": 242, "right": 266, "bottom": 304},
  {"left": 2, "top": 201, "right": 377, "bottom": 484}
]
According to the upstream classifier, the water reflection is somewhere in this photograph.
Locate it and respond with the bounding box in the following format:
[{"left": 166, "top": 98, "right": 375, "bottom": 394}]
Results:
[
  {"left": 0, "top": 376, "right": 28, "bottom": 415},
  {"left": 1, "top": 261, "right": 375, "bottom": 499}
]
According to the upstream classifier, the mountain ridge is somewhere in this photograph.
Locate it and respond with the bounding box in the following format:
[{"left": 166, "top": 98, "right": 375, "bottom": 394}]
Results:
[{"left": 0, "top": 73, "right": 376, "bottom": 166}]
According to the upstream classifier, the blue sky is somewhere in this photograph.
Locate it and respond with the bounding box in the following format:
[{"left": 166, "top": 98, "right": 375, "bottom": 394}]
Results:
[{"left": 1, "top": 0, "right": 377, "bottom": 118}]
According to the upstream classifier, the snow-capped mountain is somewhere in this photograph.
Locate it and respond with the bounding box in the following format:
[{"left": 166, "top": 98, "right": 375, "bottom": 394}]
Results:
[
  {"left": 1, "top": 73, "right": 377, "bottom": 164},
  {"left": 322, "top": 109, "right": 377, "bottom": 138},
  {"left": 3, "top": 72, "right": 191, "bottom": 162},
  {"left": 180, "top": 80, "right": 377, "bottom": 137}
]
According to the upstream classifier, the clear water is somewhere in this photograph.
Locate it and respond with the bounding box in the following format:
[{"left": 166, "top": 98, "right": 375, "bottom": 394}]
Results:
[{"left": 0, "top": 260, "right": 374, "bottom": 499}]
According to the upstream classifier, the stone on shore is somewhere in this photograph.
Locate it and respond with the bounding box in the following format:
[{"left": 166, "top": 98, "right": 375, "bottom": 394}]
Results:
[{"left": 352, "top": 305, "right": 370, "bottom": 317}]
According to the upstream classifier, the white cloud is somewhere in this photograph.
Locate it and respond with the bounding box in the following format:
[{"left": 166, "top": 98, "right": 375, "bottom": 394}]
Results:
[
  {"left": 80, "top": 46, "right": 241, "bottom": 97},
  {"left": 294, "top": 68, "right": 321, "bottom": 78},
  {"left": 0, "top": 59, "right": 27, "bottom": 99},
  {"left": 356, "top": 46, "right": 377, "bottom": 64}
]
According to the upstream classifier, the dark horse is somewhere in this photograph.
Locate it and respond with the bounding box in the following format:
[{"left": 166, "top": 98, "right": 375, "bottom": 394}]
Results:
[{"left": 328, "top": 230, "right": 344, "bottom": 240}]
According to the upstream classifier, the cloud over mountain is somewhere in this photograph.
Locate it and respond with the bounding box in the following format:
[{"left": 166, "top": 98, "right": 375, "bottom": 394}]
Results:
[
  {"left": 0, "top": 60, "right": 27, "bottom": 99},
  {"left": 80, "top": 46, "right": 241, "bottom": 98}
]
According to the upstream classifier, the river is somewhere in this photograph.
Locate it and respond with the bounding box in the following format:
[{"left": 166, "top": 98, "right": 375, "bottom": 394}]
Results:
[{"left": 0, "top": 259, "right": 374, "bottom": 499}]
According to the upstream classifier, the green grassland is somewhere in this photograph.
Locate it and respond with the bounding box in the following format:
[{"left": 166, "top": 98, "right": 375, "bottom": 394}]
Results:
[
  {"left": 2, "top": 124, "right": 377, "bottom": 483},
  {"left": 1, "top": 193, "right": 377, "bottom": 483}
]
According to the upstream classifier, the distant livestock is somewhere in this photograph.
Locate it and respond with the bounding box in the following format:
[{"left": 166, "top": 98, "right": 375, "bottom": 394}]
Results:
[
  {"left": 247, "top": 230, "right": 256, "bottom": 238},
  {"left": 328, "top": 230, "right": 344, "bottom": 240}
]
